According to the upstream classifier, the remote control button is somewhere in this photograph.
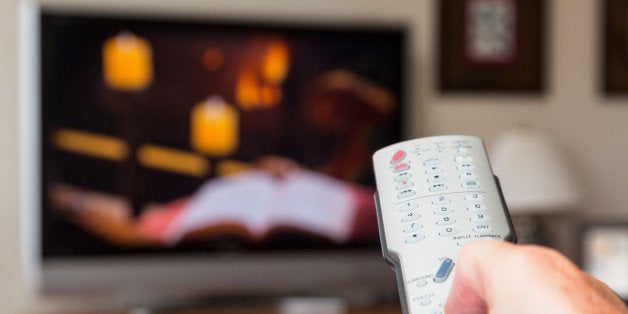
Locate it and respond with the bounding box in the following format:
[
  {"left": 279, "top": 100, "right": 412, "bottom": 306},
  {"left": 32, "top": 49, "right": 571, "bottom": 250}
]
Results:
[
  {"left": 423, "top": 158, "right": 441, "bottom": 166},
  {"left": 438, "top": 227, "right": 459, "bottom": 237},
  {"left": 416, "top": 278, "right": 428, "bottom": 287},
  {"left": 425, "top": 166, "right": 443, "bottom": 174},
  {"left": 396, "top": 180, "right": 414, "bottom": 190},
  {"left": 431, "top": 196, "right": 451, "bottom": 205},
  {"left": 429, "top": 184, "right": 447, "bottom": 192},
  {"left": 434, "top": 258, "right": 455, "bottom": 283},
  {"left": 457, "top": 146, "right": 470, "bottom": 153},
  {"left": 393, "top": 163, "right": 410, "bottom": 173},
  {"left": 467, "top": 203, "right": 487, "bottom": 212},
  {"left": 401, "top": 212, "right": 420, "bottom": 222},
  {"left": 457, "top": 238, "right": 472, "bottom": 247},
  {"left": 434, "top": 206, "right": 454, "bottom": 215},
  {"left": 473, "top": 225, "right": 494, "bottom": 234},
  {"left": 427, "top": 174, "right": 445, "bottom": 183},
  {"left": 405, "top": 233, "right": 425, "bottom": 243},
  {"left": 436, "top": 216, "right": 456, "bottom": 226},
  {"left": 403, "top": 222, "right": 423, "bottom": 233},
  {"left": 397, "top": 189, "right": 416, "bottom": 199},
  {"left": 420, "top": 297, "right": 432, "bottom": 306},
  {"left": 455, "top": 155, "right": 474, "bottom": 163},
  {"left": 390, "top": 150, "right": 407, "bottom": 165},
  {"left": 397, "top": 202, "right": 418, "bottom": 212},
  {"left": 462, "top": 180, "right": 481, "bottom": 189},
  {"left": 394, "top": 172, "right": 412, "bottom": 182},
  {"left": 465, "top": 193, "right": 485, "bottom": 202},
  {"left": 470, "top": 213, "right": 491, "bottom": 222},
  {"left": 457, "top": 163, "right": 475, "bottom": 171},
  {"left": 459, "top": 171, "right": 478, "bottom": 180}
]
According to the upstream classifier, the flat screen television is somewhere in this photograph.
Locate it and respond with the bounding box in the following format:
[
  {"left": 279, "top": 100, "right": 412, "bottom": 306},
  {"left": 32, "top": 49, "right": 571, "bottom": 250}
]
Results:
[{"left": 20, "top": 3, "right": 407, "bottom": 310}]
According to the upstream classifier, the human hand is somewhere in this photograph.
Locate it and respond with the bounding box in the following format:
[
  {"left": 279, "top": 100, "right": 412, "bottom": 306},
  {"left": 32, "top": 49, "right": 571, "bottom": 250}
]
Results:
[
  {"left": 254, "top": 155, "right": 301, "bottom": 178},
  {"left": 445, "top": 241, "right": 627, "bottom": 314},
  {"left": 48, "top": 183, "right": 150, "bottom": 247}
]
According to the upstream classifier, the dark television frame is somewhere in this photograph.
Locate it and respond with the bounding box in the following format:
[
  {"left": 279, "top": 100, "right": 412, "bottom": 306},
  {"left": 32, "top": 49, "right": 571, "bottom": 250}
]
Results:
[
  {"left": 39, "top": 9, "right": 406, "bottom": 258},
  {"left": 19, "top": 2, "right": 410, "bottom": 310}
]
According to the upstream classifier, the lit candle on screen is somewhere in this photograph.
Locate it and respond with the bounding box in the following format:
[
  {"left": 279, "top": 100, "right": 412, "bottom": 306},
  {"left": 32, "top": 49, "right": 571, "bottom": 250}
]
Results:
[
  {"left": 262, "top": 40, "right": 290, "bottom": 85},
  {"left": 102, "top": 31, "right": 153, "bottom": 91},
  {"left": 235, "top": 69, "right": 261, "bottom": 110},
  {"left": 191, "top": 96, "right": 239, "bottom": 156}
]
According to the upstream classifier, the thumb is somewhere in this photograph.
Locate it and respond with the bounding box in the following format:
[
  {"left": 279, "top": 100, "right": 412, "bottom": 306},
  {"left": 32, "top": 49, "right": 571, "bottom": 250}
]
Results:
[
  {"left": 445, "top": 240, "right": 628, "bottom": 314},
  {"left": 444, "top": 240, "right": 517, "bottom": 314}
]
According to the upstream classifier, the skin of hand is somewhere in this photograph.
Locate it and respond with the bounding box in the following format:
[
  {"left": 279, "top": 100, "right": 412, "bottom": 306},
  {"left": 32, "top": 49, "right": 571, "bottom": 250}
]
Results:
[
  {"left": 445, "top": 241, "right": 628, "bottom": 314},
  {"left": 48, "top": 183, "right": 154, "bottom": 247},
  {"left": 254, "top": 155, "right": 301, "bottom": 178}
]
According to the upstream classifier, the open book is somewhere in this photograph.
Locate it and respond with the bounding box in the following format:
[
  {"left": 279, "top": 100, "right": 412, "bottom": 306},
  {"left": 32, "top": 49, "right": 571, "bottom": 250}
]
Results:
[{"left": 142, "top": 170, "right": 361, "bottom": 246}]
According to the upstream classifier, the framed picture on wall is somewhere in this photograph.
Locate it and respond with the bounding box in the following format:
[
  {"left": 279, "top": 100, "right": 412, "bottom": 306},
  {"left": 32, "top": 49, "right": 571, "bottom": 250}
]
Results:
[
  {"left": 579, "top": 223, "right": 628, "bottom": 301},
  {"left": 602, "top": 0, "right": 628, "bottom": 94},
  {"left": 438, "top": 0, "right": 545, "bottom": 93}
]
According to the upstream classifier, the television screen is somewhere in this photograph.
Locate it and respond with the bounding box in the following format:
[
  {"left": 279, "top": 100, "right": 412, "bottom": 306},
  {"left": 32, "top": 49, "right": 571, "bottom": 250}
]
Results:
[{"left": 40, "top": 11, "right": 405, "bottom": 258}]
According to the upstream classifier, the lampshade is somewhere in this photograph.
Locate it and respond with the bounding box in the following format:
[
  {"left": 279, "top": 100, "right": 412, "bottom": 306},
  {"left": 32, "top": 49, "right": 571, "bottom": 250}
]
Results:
[{"left": 490, "top": 128, "right": 580, "bottom": 215}]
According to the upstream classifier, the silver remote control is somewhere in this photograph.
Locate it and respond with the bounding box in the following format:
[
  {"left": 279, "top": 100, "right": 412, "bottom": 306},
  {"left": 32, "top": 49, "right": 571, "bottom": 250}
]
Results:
[{"left": 373, "top": 135, "right": 516, "bottom": 314}]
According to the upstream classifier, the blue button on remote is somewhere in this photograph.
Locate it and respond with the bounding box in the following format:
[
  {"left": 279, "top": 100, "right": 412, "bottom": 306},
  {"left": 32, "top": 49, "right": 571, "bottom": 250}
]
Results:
[{"left": 434, "top": 258, "right": 454, "bottom": 283}]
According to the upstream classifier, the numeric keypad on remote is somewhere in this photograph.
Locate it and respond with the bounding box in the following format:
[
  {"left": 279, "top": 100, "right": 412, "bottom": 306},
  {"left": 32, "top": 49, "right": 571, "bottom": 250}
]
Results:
[{"left": 373, "top": 135, "right": 516, "bottom": 314}]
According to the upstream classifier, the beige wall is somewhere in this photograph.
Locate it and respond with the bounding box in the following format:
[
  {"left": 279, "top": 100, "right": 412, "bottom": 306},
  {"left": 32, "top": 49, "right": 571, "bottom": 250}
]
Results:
[
  {"left": 1, "top": 0, "right": 627, "bottom": 312},
  {"left": 1, "top": 0, "right": 22, "bottom": 312}
]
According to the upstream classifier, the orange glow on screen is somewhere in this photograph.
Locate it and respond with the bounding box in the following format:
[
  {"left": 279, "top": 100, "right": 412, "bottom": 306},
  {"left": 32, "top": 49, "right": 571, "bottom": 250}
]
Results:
[
  {"left": 51, "top": 129, "right": 129, "bottom": 161},
  {"left": 137, "top": 144, "right": 210, "bottom": 177},
  {"left": 235, "top": 39, "right": 290, "bottom": 110},
  {"left": 235, "top": 70, "right": 261, "bottom": 110},
  {"left": 191, "top": 96, "right": 240, "bottom": 157},
  {"left": 262, "top": 41, "right": 290, "bottom": 85},
  {"left": 202, "top": 48, "right": 224, "bottom": 71},
  {"left": 102, "top": 32, "right": 153, "bottom": 91},
  {"left": 260, "top": 85, "right": 282, "bottom": 108},
  {"left": 215, "top": 159, "right": 251, "bottom": 177}
]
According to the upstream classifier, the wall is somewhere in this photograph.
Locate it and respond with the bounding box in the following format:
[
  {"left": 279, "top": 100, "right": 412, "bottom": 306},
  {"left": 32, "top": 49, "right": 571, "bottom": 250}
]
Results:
[
  {"left": 425, "top": 0, "right": 628, "bottom": 223},
  {"left": 1, "top": 0, "right": 627, "bottom": 312},
  {"left": 0, "top": 0, "right": 23, "bottom": 312}
]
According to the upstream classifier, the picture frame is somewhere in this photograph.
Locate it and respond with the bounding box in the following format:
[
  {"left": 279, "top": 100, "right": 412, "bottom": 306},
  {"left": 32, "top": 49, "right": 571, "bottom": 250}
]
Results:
[
  {"left": 579, "top": 223, "right": 628, "bottom": 301},
  {"left": 438, "top": 0, "right": 545, "bottom": 93},
  {"left": 602, "top": 0, "right": 628, "bottom": 94}
]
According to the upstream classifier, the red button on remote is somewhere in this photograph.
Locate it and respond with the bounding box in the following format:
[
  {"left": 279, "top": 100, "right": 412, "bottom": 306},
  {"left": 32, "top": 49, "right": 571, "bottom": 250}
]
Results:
[
  {"left": 391, "top": 150, "right": 407, "bottom": 164},
  {"left": 393, "top": 162, "right": 410, "bottom": 173}
]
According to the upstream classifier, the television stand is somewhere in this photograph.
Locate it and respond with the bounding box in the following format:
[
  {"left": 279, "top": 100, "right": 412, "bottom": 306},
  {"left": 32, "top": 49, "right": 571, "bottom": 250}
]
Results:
[{"left": 128, "top": 296, "right": 354, "bottom": 314}]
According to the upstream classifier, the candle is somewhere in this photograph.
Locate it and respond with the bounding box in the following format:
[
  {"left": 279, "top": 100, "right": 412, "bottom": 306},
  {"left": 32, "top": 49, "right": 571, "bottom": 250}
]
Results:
[
  {"left": 262, "top": 40, "right": 290, "bottom": 85},
  {"left": 103, "top": 31, "right": 153, "bottom": 91},
  {"left": 191, "top": 96, "right": 239, "bottom": 156}
]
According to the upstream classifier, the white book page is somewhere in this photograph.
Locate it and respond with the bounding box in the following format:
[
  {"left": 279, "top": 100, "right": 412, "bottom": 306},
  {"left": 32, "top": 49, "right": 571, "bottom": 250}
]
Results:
[
  {"left": 270, "top": 171, "right": 356, "bottom": 244},
  {"left": 163, "top": 171, "right": 277, "bottom": 244},
  {"left": 162, "top": 170, "right": 357, "bottom": 245}
]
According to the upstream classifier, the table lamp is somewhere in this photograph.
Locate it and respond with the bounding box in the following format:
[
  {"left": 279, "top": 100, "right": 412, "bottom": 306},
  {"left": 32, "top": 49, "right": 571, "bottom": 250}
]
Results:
[{"left": 490, "top": 128, "right": 580, "bottom": 243}]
